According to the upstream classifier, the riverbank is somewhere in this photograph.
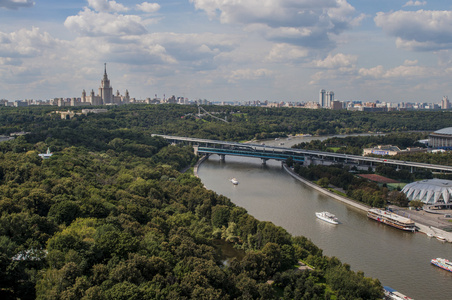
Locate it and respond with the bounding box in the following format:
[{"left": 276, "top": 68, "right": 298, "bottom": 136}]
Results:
[
  {"left": 195, "top": 155, "right": 452, "bottom": 242},
  {"left": 193, "top": 154, "right": 208, "bottom": 178},
  {"left": 282, "top": 163, "right": 452, "bottom": 242},
  {"left": 282, "top": 163, "right": 370, "bottom": 212}
]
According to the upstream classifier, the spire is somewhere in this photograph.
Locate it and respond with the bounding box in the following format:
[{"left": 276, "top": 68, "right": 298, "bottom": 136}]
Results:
[{"left": 101, "top": 63, "right": 110, "bottom": 87}]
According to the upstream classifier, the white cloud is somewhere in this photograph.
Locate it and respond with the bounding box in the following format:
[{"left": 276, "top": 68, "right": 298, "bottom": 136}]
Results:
[
  {"left": 0, "top": 23, "right": 243, "bottom": 100},
  {"left": 358, "top": 65, "right": 384, "bottom": 78},
  {"left": 358, "top": 64, "right": 427, "bottom": 79},
  {"left": 190, "top": 0, "right": 361, "bottom": 49},
  {"left": 266, "top": 43, "right": 309, "bottom": 63},
  {"left": 403, "top": 59, "right": 418, "bottom": 66},
  {"left": 136, "top": 2, "right": 160, "bottom": 13},
  {"left": 87, "top": 0, "right": 128, "bottom": 12},
  {"left": 227, "top": 68, "right": 273, "bottom": 83},
  {"left": 0, "top": 0, "right": 34, "bottom": 10},
  {"left": 375, "top": 10, "right": 452, "bottom": 51},
  {"left": 313, "top": 53, "right": 357, "bottom": 68},
  {"left": 64, "top": 8, "right": 147, "bottom": 36},
  {"left": 403, "top": 1, "right": 426, "bottom": 7},
  {"left": 0, "top": 27, "right": 56, "bottom": 59}
]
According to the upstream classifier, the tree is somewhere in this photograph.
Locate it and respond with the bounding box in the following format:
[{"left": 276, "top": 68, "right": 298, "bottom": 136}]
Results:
[
  {"left": 409, "top": 200, "right": 424, "bottom": 209},
  {"left": 318, "top": 177, "right": 330, "bottom": 188},
  {"left": 48, "top": 201, "right": 81, "bottom": 226}
]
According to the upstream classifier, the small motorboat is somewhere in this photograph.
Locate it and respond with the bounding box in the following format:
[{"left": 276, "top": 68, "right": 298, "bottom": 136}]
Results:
[{"left": 230, "top": 178, "right": 239, "bottom": 185}]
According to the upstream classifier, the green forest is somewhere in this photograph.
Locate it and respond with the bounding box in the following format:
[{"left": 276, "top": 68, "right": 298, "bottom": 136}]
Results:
[
  {"left": 1, "top": 104, "right": 450, "bottom": 299},
  {"left": 0, "top": 104, "right": 395, "bottom": 299},
  {"left": 0, "top": 105, "right": 451, "bottom": 143}
]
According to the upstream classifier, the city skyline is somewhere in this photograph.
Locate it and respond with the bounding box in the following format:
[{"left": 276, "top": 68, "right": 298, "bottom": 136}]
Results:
[{"left": 1, "top": 0, "right": 452, "bottom": 103}]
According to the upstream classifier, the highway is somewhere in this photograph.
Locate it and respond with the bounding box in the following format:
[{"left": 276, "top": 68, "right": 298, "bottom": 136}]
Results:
[{"left": 154, "top": 134, "right": 452, "bottom": 173}]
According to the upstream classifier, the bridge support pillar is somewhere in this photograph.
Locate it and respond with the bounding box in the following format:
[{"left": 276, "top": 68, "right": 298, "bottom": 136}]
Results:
[
  {"left": 411, "top": 166, "right": 414, "bottom": 173},
  {"left": 262, "top": 159, "right": 268, "bottom": 165},
  {"left": 220, "top": 155, "right": 225, "bottom": 162}
]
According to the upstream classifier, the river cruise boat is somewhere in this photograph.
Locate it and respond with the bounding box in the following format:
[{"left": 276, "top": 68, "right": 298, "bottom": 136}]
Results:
[
  {"left": 383, "top": 286, "right": 414, "bottom": 300},
  {"left": 315, "top": 211, "right": 339, "bottom": 225},
  {"left": 367, "top": 208, "right": 416, "bottom": 232},
  {"left": 431, "top": 258, "right": 452, "bottom": 273}
]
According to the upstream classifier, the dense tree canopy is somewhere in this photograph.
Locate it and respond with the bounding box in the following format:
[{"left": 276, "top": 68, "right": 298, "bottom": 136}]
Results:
[
  {"left": 0, "top": 105, "right": 450, "bottom": 145},
  {"left": 5, "top": 104, "right": 442, "bottom": 299}
]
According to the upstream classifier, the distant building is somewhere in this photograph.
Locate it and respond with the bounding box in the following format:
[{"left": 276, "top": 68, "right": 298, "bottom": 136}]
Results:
[
  {"left": 363, "top": 145, "right": 426, "bottom": 156},
  {"left": 402, "top": 179, "right": 452, "bottom": 207},
  {"left": 319, "top": 89, "right": 334, "bottom": 108},
  {"left": 319, "top": 89, "right": 326, "bottom": 107},
  {"left": 304, "top": 101, "right": 321, "bottom": 109},
  {"left": 38, "top": 148, "right": 53, "bottom": 159},
  {"left": 429, "top": 127, "right": 452, "bottom": 150},
  {"left": 81, "top": 63, "right": 130, "bottom": 106},
  {"left": 331, "top": 100, "right": 343, "bottom": 110},
  {"left": 441, "top": 96, "right": 450, "bottom": 109},
  {"left": 14, "top": 100, "right": 28, "bottom": 107},
  {"left": 326, "top": 91, "right": 334, "bottom": 108}
]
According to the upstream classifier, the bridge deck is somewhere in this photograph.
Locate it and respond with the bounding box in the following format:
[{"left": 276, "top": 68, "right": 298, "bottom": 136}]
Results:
[
  {"left": 197, "top": 147, "right": 305, "bottom": 162},
  {"left": 154, "top": 134, "right": 452, "bottom": 172}
]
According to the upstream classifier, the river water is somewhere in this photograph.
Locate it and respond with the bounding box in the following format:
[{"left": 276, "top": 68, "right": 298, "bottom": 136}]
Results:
[{"left": 198, "top": 135, "right": 452, "bottom": 300}]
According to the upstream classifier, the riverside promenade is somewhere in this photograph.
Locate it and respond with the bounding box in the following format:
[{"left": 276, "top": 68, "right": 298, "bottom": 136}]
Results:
[
  {"left": 282, "top": 164, "right": 452, "bottom": 242},
  {"left": 282, "top": 164, "right": 370, "bottom": 212},
  {"left": 193, "top": 155, "right": 208, "bottom": 178}
]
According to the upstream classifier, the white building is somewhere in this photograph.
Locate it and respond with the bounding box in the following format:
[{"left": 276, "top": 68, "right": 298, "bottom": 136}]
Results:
[
  {"left": 402, "top": 179, "right": 452, "bottom": 207},
  {"left": 319, "top": 89, "right": 334, "bottom": 108}
]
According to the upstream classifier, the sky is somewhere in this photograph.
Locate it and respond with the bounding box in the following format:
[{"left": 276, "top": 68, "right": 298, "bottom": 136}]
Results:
[{"left": 1, "top": 0, "right": 452, "bottom": 103}]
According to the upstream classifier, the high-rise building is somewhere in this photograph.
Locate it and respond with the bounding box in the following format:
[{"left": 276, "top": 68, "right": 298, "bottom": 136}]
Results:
[
  {"left": 81, "top": 64, "right": 130, "bottom": 106},
  {"left": 441, "top": 96, "right": 450, "bottom": 109},
  {"left": 319, "top": 89, "right": 326, "bottom": 107},
  {"left": 319, "top": 89, "right": 334, "bottom": 108},
  {"left": 99, "top": 63, "right": 113, "bottom": 104},
  {"left": 325, "top": 91, "right": 334, "bottom": 108}
]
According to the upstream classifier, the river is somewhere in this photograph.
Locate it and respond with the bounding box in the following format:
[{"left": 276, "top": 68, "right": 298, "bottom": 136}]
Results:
[{"left": 197, "top": 135, "right": 452, "bottom": 300}]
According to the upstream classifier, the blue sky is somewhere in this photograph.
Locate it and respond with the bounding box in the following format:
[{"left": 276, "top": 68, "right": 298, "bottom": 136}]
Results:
[{"left": 1, "top": 0, "right": 452, "bottom": 103}]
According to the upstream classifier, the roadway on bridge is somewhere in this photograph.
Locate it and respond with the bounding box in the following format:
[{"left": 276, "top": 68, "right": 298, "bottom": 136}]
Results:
[{"left": 154, "top": 134, "right": 452, "bottom": 173}]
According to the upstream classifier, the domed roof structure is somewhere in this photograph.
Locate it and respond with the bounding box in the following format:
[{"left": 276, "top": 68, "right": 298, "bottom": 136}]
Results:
[
  {"left": 402, "top": 179, "right": 452, "bottom": 205},
  {"left": 433, "top": 127, "right": 452, "bottom": 135},
  {"left": 429, "top": 127, "right": 452, "bottom": 149}
]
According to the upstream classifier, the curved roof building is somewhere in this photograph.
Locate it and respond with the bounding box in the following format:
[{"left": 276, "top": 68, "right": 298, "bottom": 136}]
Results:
[
  {"left": 402, "top": 179, "right": 452, "bottom": 205},
  {"left": 429, "top": 127, "right": 452, "bottom": 149}
]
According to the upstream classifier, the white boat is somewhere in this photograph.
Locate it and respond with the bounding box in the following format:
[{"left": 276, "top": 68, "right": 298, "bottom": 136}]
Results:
[
  {"left": 426, "top": 232, "right": 434, "bottom": 238},
  {"left": 315, "top": 212, "right": 339, "bottom": 225},
  {"left": 230, "top": 178, "right": 239, "bottom": 185},
  {"left": 436, "top": 236, "right": 446, "bottom": 242},
  {"left": 383, "top": 286, "right": 414, "bottom": 300},
  {"left": 431, "top": 258, "right": 452, "bottom": 273},
  {"left": 367, "top": 208, "right": 416, "bottom": 232}
]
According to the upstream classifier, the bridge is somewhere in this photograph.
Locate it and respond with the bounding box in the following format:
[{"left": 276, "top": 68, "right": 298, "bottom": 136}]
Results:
[{"left": 154, "top": 135, "right": 452, "bottom": 173}]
